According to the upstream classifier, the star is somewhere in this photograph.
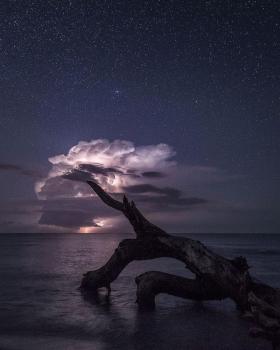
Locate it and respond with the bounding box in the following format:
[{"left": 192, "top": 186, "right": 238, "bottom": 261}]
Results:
[{"left": 113, "top": 89, "right": 121, "bottom": 96}]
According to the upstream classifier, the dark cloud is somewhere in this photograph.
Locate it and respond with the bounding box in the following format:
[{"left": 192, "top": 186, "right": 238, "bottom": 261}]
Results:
[
  {"left": 141, "top": 171, "right": 166, "bottom": 178},
  {"left": 79, "top": 163, "right": 124, "bottom": 176},
  {"left": 138, "top": 195, "right": 207, "bottom": 209},
  {"left": 40, "top": 176, "right": 90, "bottom": 198},
  {"left": 124, "top": 184, "right": 180, "bottom": 197},
  {"left": 38, "top": 209, "right": 100, "bottom": 228},
  {"left": 0, "top": 163, "right": 41, "bottom": 178},
  {"left": 0, "top": 164, "right": 21, "bottom": 171},
  {"left": 0, "top": 220, "right": 15, "bottom": 226},
  {"left": 39, "top": 196, "right": 116, "bottom": 215},
  {"left": 35, "top": 196, "right": 123, "bottom": 230},
  {"left": 123, "top": 184, "right": 207, "bottom": 209},
  {"left": 62, "top": 163, "right": 126, "bottom": 184},
  {"left": 62, "top": 163, "right": 141, "bottom": 184},
  {"left": 62, "top": 169, "right": 94, "bottom": 182}
]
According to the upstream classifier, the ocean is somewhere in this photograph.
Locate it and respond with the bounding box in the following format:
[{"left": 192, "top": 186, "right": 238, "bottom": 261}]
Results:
[{"left": 0, "top": 233, "right": 279, "bottom": 350}]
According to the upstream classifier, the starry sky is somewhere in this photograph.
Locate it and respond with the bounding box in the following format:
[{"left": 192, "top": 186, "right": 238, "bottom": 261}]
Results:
[{"left": 0, "top": 0, "right": 279, "bottom": 233}]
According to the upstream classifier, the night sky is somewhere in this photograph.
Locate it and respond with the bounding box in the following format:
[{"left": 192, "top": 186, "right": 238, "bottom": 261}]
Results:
[{"left": 0, "top": 0, "right": 279, "bottom": 233}]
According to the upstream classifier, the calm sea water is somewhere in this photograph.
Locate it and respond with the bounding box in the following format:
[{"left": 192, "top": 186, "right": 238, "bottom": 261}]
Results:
[{"left": 0, "top": 233, "right": 279, "bottom": 350}]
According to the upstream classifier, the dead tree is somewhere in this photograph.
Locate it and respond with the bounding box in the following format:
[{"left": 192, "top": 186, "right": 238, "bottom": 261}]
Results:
[{"left": 81, "top": 181, "right": 280, "bottom": 349}]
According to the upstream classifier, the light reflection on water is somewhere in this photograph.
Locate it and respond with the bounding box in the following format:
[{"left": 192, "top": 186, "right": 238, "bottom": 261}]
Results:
[{"left": 0, "top": 233, "right": 279, "bottom": 350}]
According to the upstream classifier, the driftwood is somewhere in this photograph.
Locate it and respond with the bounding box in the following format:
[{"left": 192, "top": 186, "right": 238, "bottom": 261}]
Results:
[{"left": 81, "top": 180, "right": 280, "bottom": 349}]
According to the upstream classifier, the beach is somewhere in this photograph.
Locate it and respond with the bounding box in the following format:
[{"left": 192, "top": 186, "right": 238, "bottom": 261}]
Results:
[{"left": 0, "top": 233, "right": 279, "bottom": 350}]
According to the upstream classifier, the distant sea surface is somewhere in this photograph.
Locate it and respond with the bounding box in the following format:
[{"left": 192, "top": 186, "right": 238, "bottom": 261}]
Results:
[{"left": 0, "top": 233, "right": 279, "bottom": 350}]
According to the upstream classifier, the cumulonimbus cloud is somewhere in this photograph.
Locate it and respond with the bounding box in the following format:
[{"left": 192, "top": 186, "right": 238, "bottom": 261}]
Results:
[
  {"left": 31, "top": 139, "right": 236, "bottom": 232},
  {"left": 35, "top": 139, "right": 176, "bottom": 200},
  {"left": 0, "top": 139, "right": 247, "bottom": 233},
  {"left": 0, "top": 163, "right": 42, "bottom": 178}
]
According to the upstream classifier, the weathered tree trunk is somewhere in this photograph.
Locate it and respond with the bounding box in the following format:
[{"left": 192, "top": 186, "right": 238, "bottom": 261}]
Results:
[
  {"left": 135, "top": 271, "right": 228, "bottom": 308},
  {"left": 81, "top": 180, "right": 280, "bottom": 349}
]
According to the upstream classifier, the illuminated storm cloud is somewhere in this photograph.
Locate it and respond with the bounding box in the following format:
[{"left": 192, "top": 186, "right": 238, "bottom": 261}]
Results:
[{"left": 35, "top": 139, "right": 176, "bottom": 200}]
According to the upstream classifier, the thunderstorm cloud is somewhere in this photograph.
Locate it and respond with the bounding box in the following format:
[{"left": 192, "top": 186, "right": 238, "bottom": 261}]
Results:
[{"left": 2, "top": 139, "right": 240, "bottom": 233}]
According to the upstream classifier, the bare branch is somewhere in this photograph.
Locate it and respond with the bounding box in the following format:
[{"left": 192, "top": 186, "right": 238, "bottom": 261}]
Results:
[
  {"left": 87, "top": 180, "right": 124, "bottom": 211},
  {"left": 87, "top": 180, "right": 167, "bottom": 238}
]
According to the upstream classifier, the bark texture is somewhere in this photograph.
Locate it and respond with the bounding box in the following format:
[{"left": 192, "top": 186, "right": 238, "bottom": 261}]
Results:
[
  {"left": 135, "top": 271, "right": 228, "bottom": 308},
  {"left": 81, "top": 180, "right": 280, "bottom": 349}
]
